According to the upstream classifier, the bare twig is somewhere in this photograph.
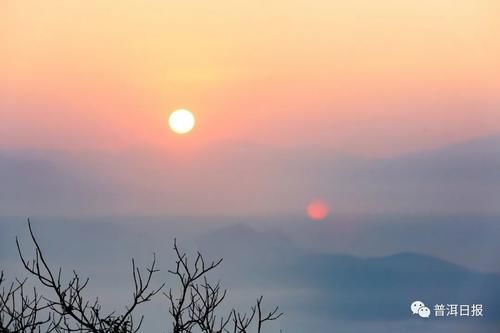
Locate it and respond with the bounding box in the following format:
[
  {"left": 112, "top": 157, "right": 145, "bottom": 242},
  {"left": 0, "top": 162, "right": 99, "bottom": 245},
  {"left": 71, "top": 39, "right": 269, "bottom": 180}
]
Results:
[{"left": 15, "top": 220, "right": 164, "bottom": 333}]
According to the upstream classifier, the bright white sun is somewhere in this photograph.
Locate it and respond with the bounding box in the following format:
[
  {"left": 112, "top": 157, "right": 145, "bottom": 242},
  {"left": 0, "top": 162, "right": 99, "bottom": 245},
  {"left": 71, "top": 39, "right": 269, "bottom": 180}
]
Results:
[{"left": 169, "top": 109, "right": 195, "bottom": 134}]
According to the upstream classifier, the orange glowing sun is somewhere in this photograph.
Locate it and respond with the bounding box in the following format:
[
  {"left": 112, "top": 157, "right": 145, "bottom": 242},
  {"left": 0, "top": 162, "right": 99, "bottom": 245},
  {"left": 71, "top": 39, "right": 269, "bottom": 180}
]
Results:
[{"left": 307, "top": 200, "right": 330, "bottom": 221}]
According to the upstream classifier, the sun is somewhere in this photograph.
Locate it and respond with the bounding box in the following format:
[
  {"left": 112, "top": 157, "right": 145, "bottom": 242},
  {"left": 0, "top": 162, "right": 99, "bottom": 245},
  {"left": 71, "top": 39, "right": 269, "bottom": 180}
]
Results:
[
  {"left": 169, "top": 109, "right": 195, "bottom": 134},
  {"left": 307, "top": 200, "right": 330, "bottom": 221}
]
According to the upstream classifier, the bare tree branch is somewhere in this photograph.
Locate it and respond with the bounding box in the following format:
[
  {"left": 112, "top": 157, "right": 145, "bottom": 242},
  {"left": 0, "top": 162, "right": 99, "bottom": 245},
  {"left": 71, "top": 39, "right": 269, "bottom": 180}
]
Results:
[
  {"left": 2, "top": 221, "right": 283, "bottom": 333},
  {"left": 0, "top": 271, "right": 57, "bottom": 333},
  {"left": 166, "top": 240, "right": 283, "bottom": 333},
  {"left": 15, "top": 220, "right": 164, "bottom": 333}
]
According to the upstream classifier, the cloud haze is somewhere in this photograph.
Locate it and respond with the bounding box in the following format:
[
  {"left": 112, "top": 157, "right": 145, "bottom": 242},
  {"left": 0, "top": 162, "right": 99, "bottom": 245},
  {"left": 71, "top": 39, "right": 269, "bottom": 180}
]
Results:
[{"left": 1, "top": 136, "right": 499, "bottom": 217}]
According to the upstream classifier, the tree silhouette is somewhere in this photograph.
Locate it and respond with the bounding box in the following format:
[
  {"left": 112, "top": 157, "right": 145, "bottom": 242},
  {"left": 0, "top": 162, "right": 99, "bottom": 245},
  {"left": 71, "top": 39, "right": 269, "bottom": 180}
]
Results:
[
  {"left": 0, "top": 271, "right": 56, "bottom": 333},
  {"left": 166, "top": 240, "right": 282, "bottom": 333},
  {"left": 0, "top": 221, "right": 283, "bottom": 333}
]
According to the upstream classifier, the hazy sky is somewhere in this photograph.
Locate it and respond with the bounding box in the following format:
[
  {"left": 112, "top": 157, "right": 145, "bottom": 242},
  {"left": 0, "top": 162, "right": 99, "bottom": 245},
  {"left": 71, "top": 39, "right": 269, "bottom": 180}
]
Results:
[
  {"left": 2, "top": 5, "right": 500, "bottom": 332},
  {"left": 2, "top": 1, "right": 500, "bottom": 218},
  {"left": 2, "top": 0, "right": 500, "bottom": 156}
]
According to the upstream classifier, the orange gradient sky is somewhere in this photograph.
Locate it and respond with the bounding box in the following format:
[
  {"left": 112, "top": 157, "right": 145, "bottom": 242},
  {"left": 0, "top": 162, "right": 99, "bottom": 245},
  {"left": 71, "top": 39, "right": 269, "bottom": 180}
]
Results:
[{"left": 2, "top": 0, "right": 500, "bottom": 156}]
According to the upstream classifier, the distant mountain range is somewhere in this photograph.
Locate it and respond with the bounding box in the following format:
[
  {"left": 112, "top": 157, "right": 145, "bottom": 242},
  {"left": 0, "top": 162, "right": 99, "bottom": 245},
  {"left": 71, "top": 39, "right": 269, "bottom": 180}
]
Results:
[
  {"left": 1, "top": 218, "right": 499, "bottom": 332},
  {"left": 196, "top": 222, "right": 500, "bottom": 321},
  {"left": 1, "top": 135, "right": 499, "bottom": 216}
]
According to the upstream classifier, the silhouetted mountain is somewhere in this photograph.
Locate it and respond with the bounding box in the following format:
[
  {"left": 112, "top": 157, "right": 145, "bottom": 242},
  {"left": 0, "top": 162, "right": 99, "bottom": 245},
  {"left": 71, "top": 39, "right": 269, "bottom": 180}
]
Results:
[
  {"left": 196, "top": 224, "right": 500, "bottom": 321},
  {"left": 1, "top": 135, "right": 499, "bottom": 216},
  {"left": 1, "top": 218, "right": 500, "bottom": 332}
]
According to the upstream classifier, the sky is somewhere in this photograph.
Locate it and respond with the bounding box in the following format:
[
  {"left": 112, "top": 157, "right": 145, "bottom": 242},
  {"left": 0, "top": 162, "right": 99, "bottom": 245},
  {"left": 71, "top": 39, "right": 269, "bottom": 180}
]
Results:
[
  {"left": 1, "top": 0, "right": 500, "bottom": 218},
  {"left": 2, "top": 0, "right": 500, "bottom": 157},
  {"left": 2, "top": 4, "right": 500, "bottom": 331}
]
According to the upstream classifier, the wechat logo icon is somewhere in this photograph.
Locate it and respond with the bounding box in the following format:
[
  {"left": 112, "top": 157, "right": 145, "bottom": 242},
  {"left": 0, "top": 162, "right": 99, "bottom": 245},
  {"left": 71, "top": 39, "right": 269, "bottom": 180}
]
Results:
[{"left": 411, "top": 301, "right": 431, "bottom": 319}]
